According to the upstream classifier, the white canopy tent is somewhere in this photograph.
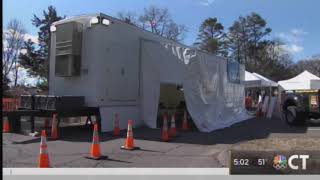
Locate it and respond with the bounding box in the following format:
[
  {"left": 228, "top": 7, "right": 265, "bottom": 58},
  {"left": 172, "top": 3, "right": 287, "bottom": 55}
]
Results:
[
  {"left": 244, "top": 71, "right": 278, "bottom": 88},
  {"left": 252, "top": 73, "right": 278, "bottom": 87},
  {"left": 244, "top": 71, "right": 261, "bottom": 87},
  {"left": 278, "top": 70, "right": 320, "bottom": 90},
  {"left": 244, "top": 71, "right": 278, "bottom": 109}
]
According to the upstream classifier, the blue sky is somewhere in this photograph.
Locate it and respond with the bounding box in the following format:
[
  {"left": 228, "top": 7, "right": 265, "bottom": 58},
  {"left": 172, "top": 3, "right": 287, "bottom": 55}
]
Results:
[{"left": 3, "top": 0, "right": 320, "bottom": 61}]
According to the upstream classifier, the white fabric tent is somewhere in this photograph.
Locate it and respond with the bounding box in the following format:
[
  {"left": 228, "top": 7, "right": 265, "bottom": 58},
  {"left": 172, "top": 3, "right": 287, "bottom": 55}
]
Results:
[
  {"left": 244, "top": 71, "right": 278, "bottom": 87},
  {"left": 252, "top": 73, "right": 278, "bottom": 87},
  {"left": 278, "top": 70, "right": 320, "bottom": 90},
  {"left": 244, "top": 71, "right": 261, "bottom": 87},
  {"left": 141, "top": 41, "right": 251, "bottom": 132},
  {"left": 244, "top": 72, "right": 278, "bottom": 108}
]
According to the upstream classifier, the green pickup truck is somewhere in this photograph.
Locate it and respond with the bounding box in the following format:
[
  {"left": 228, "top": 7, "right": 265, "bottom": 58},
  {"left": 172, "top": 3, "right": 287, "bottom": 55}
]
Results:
[{"left": 281, "top": 89, "right": 320, "bottom": 125}]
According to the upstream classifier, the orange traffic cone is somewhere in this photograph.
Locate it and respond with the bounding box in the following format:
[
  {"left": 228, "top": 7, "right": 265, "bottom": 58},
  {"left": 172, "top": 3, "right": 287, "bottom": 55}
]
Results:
[
  {"left": 85, "top": 123, "right": 107, "bottom": 160},
  {"left": 90, "top": 123, "right": 101, "bottom": 159},
  {"left": 162, "top": 114, "right": 169, "bottom": 142},
  {"left": 85, "top": 123, "right": 108, "bottom": 160},
  {"left": 121, "top": 120, "right": 140, "bottom": 150},
  {"left": 169, "top": 114, "right": 177, "bottom": 137},
  {"left": 113, "top": 113, "right": 120, "bottom": 136},
  {"left": 182, "top": 110, "right": 189, "bottom": 131},
  {"left": 38, "top": 130, "right": 50, "bottom": 168},
  {"left": 51, "top": 114, "right": 58, "bottom": 139},
  {"left": 3, "top": 117, "right": 10, "bottom": 133}
]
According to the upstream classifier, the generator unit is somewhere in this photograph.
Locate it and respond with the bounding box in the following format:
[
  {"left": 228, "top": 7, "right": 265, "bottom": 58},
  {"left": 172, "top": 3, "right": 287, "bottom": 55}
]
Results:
[{"left": 55, "top": 22, "right": 83, "bottom": 77}]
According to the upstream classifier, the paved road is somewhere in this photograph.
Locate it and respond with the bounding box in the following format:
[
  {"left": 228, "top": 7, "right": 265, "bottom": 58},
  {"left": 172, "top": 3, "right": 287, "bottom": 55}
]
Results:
[
  {"left": 3, "top": 131, "right": 228, "bottom": 167},
  {"left": 3, "top": 117, "right": 320, "bottom": 167}
]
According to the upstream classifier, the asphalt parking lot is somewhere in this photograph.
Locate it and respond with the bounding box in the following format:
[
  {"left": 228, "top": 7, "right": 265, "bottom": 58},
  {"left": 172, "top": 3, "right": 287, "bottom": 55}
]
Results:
[{"left": 3, "top": 117, "right": 320, "bottom": 167}]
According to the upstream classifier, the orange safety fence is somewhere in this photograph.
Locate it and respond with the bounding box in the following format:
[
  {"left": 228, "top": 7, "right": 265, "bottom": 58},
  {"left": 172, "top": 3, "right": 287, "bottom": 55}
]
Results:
[{"left": 2, "top": 98, "right": 20, "bottom": 111}]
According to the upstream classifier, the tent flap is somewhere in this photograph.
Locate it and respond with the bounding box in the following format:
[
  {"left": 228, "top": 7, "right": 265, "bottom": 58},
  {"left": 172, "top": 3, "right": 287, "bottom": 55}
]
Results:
[{"left": 141, "top": 40, "right": 251, "bottom": 132}]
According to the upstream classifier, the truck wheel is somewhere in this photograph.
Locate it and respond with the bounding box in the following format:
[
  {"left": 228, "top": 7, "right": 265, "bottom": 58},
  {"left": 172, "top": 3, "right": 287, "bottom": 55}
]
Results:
[
  {"left": 284, "top": 106, "right": 306, "bottom": 126},
  {"left": 309, "top": 114, "right": 320, "bottom": 125},
  {"left": 309, "top": 118, "right": 320, "bottom": 125},
  {"left": 285, "top": 107, "right": 296, "bottom": 125}
]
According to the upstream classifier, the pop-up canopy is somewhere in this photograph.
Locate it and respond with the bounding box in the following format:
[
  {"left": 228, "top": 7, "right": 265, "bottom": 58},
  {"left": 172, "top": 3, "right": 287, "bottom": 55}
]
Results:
[
  {"left": 278, "top": 70, "right": 320, "bottom": 90},
  {"left": 244, "top": 71, "right": 278, "bottom": 87},
  {"left": 244, "top": 71, "right": 261, "bottom": 87},
  {"left": 252, "top": 73, "right": 278, "bottom": 87}
]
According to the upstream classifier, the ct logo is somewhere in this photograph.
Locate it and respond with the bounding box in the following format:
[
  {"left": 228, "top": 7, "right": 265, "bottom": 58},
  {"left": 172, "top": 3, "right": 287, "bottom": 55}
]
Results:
[
  {"left": 273, "top": 154, "right": 309, "bottom": 170},
  {"left": 288, "top": 155, "right": 309, "bottom": 170}
]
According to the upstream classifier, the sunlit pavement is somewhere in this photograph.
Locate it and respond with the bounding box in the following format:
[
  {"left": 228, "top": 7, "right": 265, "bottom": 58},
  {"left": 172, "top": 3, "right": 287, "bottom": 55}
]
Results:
[{"left": 3, "top": 117, "right": 320, "bottom": 168}]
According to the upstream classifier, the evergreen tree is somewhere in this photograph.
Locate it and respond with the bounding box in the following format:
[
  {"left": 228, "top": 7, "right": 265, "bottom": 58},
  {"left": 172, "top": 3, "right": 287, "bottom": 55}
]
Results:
[
  {"left": 226, "top": 12, "right": 297, "bottom": 81},
  {"left": 194, "top": 17, "right": 227, "bottom": 56},
  {"left": 19, "top": 39, "right": 42, "bottom": 77},
  {"left": 228, "top": 12, "right": 271, "bottom": 64},
  {"left": 19, "top": 6, "right": 64, "bottom": 90}
]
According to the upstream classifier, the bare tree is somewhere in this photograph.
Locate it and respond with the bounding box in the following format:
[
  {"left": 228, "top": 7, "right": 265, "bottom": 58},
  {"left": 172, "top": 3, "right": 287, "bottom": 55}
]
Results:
[
  {"left": 117, "top": 11, "right": 138, "bottom": 25},
  {"left": 138, "top": 6, "right": 186, "bottom": 41},
  {"left": 3, "top": 19, "right": 26, "bottom": 87},
  {"left": 117, "top": 6, "right": 186, "bottom": 42},
  {"left": 139, "top": 6, "right": 170, "bottom": 34},
  {"left": 163, "top": 21, "right": 186, "bottom": 42},
  {"left": 295, "top": 56, "right": 320, "bottom": 77}
]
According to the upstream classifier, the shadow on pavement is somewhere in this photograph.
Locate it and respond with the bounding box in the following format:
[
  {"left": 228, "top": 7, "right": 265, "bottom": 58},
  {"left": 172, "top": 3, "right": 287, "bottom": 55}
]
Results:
[
  {"left": 12, "top": 138, "right": 40, "bottom": 144},
  {"left": 133, "top": 117, "right": 308, "bottom": 145},
  {"left": 84, "top": 155, "right": 132, "bottom": 163},
  {"left": 107, "top": 158, "right": 132, "bottom": 164},
  {"left": 137, "top": 148, "right": 165, "bottom": 153},
  {"left": 11, "top": 117, "right": 309, "bottom": 145}
]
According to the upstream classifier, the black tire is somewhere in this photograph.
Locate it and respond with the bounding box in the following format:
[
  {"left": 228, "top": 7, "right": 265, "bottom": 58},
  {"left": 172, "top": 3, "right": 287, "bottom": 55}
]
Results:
[
  {"left": 284, "top": 109, "right": 295, "bottom": 125},
  {"left": 309, "top": 113, "right": 320, "bottom": 125},
  {"left": 309, "top": 118, "right": 320, "bottom": 125},
  {"left": 284, "top": 107, "right": 306, "bottom": 126}
]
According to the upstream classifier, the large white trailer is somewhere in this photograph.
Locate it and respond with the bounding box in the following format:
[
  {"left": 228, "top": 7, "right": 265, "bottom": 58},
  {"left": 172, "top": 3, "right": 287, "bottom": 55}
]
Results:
[{"left": 49, "top": 13, "right": 250, "bottom": 132}]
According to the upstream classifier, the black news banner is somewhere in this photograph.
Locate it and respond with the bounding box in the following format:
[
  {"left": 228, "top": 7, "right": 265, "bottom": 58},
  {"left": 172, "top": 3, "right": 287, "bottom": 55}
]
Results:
[{"left": 229, "top": 150, "right": 320, "bottom": 174}]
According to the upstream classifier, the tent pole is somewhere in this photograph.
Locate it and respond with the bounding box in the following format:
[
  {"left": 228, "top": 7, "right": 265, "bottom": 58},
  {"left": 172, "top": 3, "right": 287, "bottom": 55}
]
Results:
[{"left": 269, "top": 86, "right": 272, "bottom": 97}]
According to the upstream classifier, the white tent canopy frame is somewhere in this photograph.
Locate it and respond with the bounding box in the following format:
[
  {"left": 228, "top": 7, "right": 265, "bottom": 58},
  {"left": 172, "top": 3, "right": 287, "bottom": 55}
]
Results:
[
  {"left": 252, "top": 73, "right": 278, "bottom": 87},
  {"left": 244, "top": 71, "right": 261, "bottom": 88},
  {"left": 244, "top": 71, "right": 278, "bottom": 88},
  {"left": 244, "top": 71, "right": 278, "bottom": 103}
]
